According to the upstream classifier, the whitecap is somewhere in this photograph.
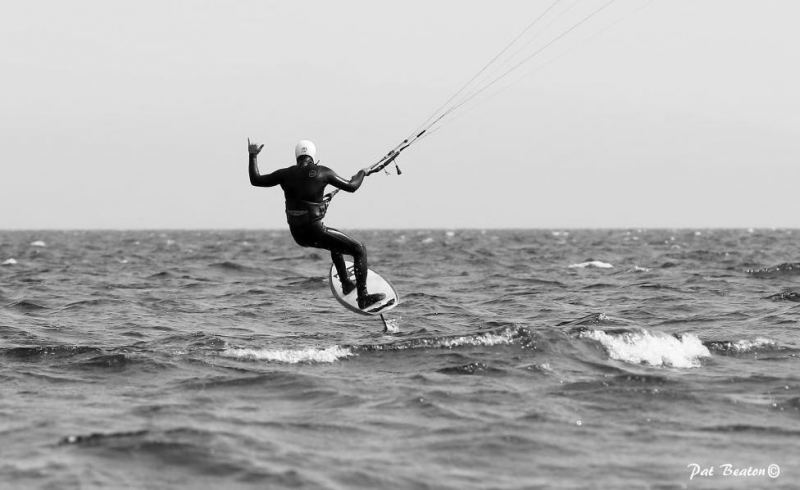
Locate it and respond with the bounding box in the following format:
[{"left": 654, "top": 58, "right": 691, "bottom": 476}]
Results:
[
  {"left": 220, "top": 345, "right": 352, "bottom": 364},
  {"left": 383, "top": 317, "right": 401, "bottom": 334},
  {"left": 421, "top": 237, "right": 434, "bottom": 244},
  {"left": 445, "top": 231, "right": 455, "bottom": 238},
  {"left": 581, "top": 329, "right": 711, "bottom": 368},
  {"left": 725, "top": 337, "right": 776, "bottom": 353},
  {"left": 535, "top": 362, "right": 553, "bottom": 373},
  {"left": 30, "top": 240, "right": 47, "bottom": 247},
  {"left": 569, "top": 260, "right": 613, "bottom": 269},
  {"left": 437, "top": 330, "right": 516, "bottom": 348},
  {"left": 2, "top": 258, "right": 17, "bottom": 266}
]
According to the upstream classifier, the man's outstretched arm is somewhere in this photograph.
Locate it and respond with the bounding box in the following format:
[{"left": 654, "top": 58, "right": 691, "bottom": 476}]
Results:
[
  {"left": 326, "top": 168, "right": 366, "bottom": 193},
  {"left": 248, "top": 139, "right": 281, "bottom": 187}
]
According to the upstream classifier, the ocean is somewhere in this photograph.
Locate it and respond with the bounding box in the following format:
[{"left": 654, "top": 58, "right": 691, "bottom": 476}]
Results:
[{"left": 1, "top": 229, "right": 798, "bottom": 489}]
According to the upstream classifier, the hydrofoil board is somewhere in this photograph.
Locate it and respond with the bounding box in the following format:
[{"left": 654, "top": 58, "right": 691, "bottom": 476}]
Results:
[{"left": 329, "top": 261, "right": 399, "bottom": 315}]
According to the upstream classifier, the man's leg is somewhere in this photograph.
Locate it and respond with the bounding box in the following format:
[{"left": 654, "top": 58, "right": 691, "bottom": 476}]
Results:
[
  {"left": 293, "top": 224, "right": 353, "bottom": 293},
  {"left": 331, "top": 250, "right": 356, "bottom": 295},
  {"left": 314, "top": 225, "right": 385, "bottom": 309}
]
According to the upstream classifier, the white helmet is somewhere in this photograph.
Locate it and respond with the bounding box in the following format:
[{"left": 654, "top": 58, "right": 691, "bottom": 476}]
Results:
[{"left": 295, "top": 140, "right": 317, "bottom": 162}]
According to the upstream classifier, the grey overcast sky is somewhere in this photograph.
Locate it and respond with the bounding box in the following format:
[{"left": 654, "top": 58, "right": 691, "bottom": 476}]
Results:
[{"left": 1, "top": 0, "right": 798, "bottom": 229}]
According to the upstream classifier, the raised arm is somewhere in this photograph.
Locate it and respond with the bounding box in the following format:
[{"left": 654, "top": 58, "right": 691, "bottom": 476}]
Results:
[{"left": 248, "top": 139, "right": 281, "bottom": 187}]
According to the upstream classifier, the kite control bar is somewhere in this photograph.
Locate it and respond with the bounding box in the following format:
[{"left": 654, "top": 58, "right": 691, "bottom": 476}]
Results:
[{"left": 323, "top": 129, "right": 426, "bottom": 203}]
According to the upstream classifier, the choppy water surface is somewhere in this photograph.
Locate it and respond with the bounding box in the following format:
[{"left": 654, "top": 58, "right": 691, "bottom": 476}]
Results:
[{"left": 1, "top": 229, "right": 798, "bottom": 489}]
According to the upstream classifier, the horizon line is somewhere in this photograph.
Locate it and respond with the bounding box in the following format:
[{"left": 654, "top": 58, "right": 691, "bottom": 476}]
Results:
[{"left": 1, "top": 227, "right": 797, "bottom": 232}]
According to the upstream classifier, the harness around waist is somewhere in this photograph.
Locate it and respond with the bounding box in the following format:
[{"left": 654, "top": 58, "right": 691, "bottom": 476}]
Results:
[{"left": 285, "top": 199, "right": 328, "bottom": 225}]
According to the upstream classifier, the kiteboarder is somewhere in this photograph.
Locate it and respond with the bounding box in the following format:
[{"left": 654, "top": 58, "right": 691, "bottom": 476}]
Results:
[{"left": 248, "top": 139, "right": 386, "bottom": 310}]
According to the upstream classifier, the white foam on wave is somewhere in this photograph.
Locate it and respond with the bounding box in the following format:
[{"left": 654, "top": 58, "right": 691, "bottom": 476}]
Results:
[
  {"left": 30, "top": 240, "right": 47, "bottom": 247},
  {"left": 569, "top": 260, "right": 613, "bottom": 269},
  {"left": 582, "top": 329, "right": 711, "bottom": 368},
  {"left": 221, "top": 345, "right": 353, "bottom": 364},
  {"left": 2, "top": 258, "right": 17, "bottom": 266},
  {"left": 727, "top": 337, "right": 777, "bottom": 353},
  {"left": 383, "top": 317, "right": 401, "bottom": 334},
  {"left": 437, "top": 329, "right": 516, "bottom": 348}
]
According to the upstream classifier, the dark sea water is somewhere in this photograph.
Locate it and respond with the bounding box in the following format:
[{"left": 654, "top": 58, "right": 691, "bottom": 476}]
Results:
[{"left": 1, "top": 229, "right": 798, "bottom": 489}]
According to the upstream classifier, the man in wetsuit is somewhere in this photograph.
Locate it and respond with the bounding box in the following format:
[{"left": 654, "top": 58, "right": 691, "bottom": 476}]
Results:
[{"left": 248, "top": 138, "right": 385, "bottom": 310}]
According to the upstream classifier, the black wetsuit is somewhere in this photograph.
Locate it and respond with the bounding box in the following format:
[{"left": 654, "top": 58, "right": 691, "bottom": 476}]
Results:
[{"left": 249, "top": 157, "right": 373, "bottom": 300}]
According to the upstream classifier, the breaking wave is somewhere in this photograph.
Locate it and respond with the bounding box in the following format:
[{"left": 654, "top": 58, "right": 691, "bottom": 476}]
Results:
[
  {"left": 220, "top": 346, "right": 353, "bottom": 364},
  {"left": 569, "top": 260, "right": 614, "bottom": 269},
  {"left": 580, "top": 328, "right": 711, "bottom": 368},
  {"left": 219, "top": 326, "right": 529, "bottom": 364},
  {"left": 705, "top": 337, "right": 780, "bottom": 354},
  {"left": 353, "top": 326, "right": 528, "bottom": 352}
]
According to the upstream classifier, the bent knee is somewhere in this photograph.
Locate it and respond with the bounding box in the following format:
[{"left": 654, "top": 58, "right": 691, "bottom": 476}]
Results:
[{"left": 352, "top": 241, "right": 366, "bottom": 257}]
